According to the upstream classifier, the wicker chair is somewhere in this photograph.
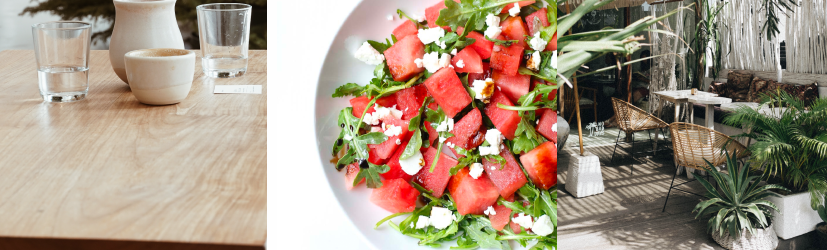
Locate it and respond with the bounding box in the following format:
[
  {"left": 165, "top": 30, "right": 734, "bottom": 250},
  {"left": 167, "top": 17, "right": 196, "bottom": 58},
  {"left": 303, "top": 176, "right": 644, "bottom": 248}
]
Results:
[
  {"left": 609, "top": 97, "right": 669, "bottom": 174},
  {"left": 662, "top": 122, "right": 750, "bottom": 212},
  {"left": 562, "top": 85, "right": 598, "bottom": 123}
]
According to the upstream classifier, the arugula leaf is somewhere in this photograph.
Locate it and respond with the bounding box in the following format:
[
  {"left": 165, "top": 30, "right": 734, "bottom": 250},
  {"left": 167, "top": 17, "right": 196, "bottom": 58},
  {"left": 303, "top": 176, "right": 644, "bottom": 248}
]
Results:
[
  {"left": 511, "top": 115, "right": 547, "bottom": 154},
  {"left": 351, "top": 132, "right": 389, "bottom": 160},
  {"left": 332, "top": 83, "right": 366, "bottom": 98},
  {"left": 486, "top": 35, "right": 519, "bottom": 47},
  {"left": 354, "top": 162, "right": 390, "bottom": 188},
  {"left": 436, "top": 0, "right": 525, "bottom": 30},
  {"left": 464, "top": 218, "right": 502, "bottom": 249},
  {"left": 401, "top": 98, "right": 432, "bottom": 160},
  {"left": 397, "top": 9, "right": 424, "bottom": 29},
  {"left": 518, "top": 51, "right": 558, "bottom": 83},
  {"left": 367, "top": 38, "right": 394, "bottom": 53}
]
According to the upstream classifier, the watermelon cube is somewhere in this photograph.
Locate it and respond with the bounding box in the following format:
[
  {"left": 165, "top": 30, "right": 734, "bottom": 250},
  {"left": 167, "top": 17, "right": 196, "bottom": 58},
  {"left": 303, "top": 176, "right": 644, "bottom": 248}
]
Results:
[
  {"left": 537, "top": 109, "right": 557, "bottom": 143},
  {"left": 464, "top": 31, "right": 495, "bottom": 59},
  {"left": 525, "top": 8, "right": 549, "bottom": 35},
  {"left": 500, "top": 16, "right": 529, "bottom": 48},
  {"left": 424, "top": 121, "right": 438, "bottom": 148},
  {"left": 425, "top": 1, "right": 458, "bottom": 30},
  {"left": 423, "top": 67, "right": 473, "bottom": 118},
  {"left": 370, "top": 178, "right": 421, "bottom": 213},
  {"left": 414, "top": 147, "right": 457, "bottom": 197},
  {"left": 519, "top": 141, "right": 558, "bottom": 189},
  {"left": 483, "top": 144, "right": 528, "bottom": 198},
  {"left": 488, "top": 204, "right": 514, "bottom": 231},
  {"left": 448, "top": 167, "right": 500, "bottom": 215},
  {"left": 469, "top": 62, "right": 492, "bottom": 83},
  {"left": 546, "top": 32, "right": 557, "bottom": 52},
  {"left": 369, "top": 116, "right": 411, "bottom": 160},
  {"left": 384, "top": 36, "right": 426, "bottom": 82},
  {"left": 499, "top": 0, "right": 536, "bottom": 14},
  {"left": 349, "top": 95, "right": 398, "bottom": 118},
  {"left": 446, "top": 108, "right": 486, "bottom": 151},
  {"left": 382, "top": 141, "right": 415, "bottom": 182},
  {"left": 368, "top": 146, "right": 388, "bottom": 165},
  {"left": 484, "top": 90, "right": 522, "bottom": 140},
  {"left": 452, "top": 47, "right": 484, "bottom": 74},
  {"left": 490, "top": 44, "right": 524, "bottom": 76},
  {"left": 492, "top": 69, "right": 531, "bottom": 103},
  {"left": 393, "top": 20, "right": 419, "bottom": 40},
  {"left": 395, "top": 85, "right": 429, "bottom": 120},
  {"left": 345, "top": 163, "right": 364, "bottom": 190}
]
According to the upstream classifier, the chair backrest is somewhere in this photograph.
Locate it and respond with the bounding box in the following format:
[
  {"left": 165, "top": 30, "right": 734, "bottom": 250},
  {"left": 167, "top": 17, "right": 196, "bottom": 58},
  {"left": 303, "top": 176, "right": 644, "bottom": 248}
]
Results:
[
  {"left": 610, "top": 97, "right": 664, "bottom": 132},
  {"left": 563, "top": 84, "right": 578, "bottom": 109},
  {"left": 669, "top": 122, "right": 750, "bottom": 171}
]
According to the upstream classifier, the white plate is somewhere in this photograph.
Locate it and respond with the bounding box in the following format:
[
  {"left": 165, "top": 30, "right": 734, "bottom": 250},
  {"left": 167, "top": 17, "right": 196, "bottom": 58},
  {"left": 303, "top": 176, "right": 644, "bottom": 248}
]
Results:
[{"left": 313, "top": 0, "right": 530, "bottom": 249}]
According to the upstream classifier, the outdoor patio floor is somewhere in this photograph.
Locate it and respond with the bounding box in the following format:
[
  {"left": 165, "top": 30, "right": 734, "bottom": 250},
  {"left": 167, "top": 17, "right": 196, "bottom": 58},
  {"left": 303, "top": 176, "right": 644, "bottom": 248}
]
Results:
[{"left": 557, "top": 127, "right": 818, "bottom": 250}]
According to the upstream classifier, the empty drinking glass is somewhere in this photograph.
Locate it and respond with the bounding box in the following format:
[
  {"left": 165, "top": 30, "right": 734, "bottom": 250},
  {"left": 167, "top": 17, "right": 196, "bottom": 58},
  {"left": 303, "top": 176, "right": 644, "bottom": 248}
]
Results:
[
  {"left": 32, "top": 21, "right": 92, "bottom": 102},
  {"left": 197, "top": 3, "right": 252, "bottom": 78}
]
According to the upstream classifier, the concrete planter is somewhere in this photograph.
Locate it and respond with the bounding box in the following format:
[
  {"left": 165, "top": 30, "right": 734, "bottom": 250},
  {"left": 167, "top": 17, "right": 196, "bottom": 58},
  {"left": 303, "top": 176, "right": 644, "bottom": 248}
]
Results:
[
  {"left": 711, "top": 223, "right": 778, "bottom": 250},
  {"left": 565, "top": 151, "right": 604, "bottom": 198},
  {"left": 766, "top": 191, "right": 821, "bottom": 240}
]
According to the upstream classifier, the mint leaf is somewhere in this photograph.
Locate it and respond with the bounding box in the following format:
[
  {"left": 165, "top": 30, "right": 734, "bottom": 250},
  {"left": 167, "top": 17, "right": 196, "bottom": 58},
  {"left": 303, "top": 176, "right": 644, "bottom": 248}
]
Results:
[{"left": 332, "top": 83, "right": 365, "bottom": 98}]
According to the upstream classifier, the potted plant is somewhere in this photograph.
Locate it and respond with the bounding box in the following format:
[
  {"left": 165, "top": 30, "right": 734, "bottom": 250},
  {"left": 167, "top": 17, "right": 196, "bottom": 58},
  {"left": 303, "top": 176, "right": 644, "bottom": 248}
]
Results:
[
  {"left": 817, "top": 196, "right": 827, "bottom": 249},
  {"left": 724, "top": 92, "right": 827, "bottom": 239},
  {"left": 692, "top": 153, "right": 789, "bottom": 250}
]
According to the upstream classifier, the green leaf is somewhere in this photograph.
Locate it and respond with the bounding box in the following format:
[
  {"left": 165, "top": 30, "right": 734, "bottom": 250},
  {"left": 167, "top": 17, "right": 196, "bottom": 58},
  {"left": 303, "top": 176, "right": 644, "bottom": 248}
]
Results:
[
  {"left": 332, "top": 83, "right": 365, "bottom": 98},
  {"left": 486, "top": 35, "right": 519, "bottom": 47},
  {"left": 464, "top": 218, "right": 502, "bottom": 249},
  {"left": 354, "top": 162, "right": 390, "bottom": 189},
  {"left": 436, "top": 0, "right": 524, "bottom": 30},
  {"left": 367, "top": 39, "right": 393, "bottom": 53}
]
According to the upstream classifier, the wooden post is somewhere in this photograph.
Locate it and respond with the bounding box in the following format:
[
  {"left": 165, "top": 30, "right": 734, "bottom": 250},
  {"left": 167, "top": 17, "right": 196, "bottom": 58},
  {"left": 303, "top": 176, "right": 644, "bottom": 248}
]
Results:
[
  {"left": 625, "top": 6, "right": 633, "bottom": 103},
  {"left": 565, "top": 2, "right": 585, "bottom": 156}
]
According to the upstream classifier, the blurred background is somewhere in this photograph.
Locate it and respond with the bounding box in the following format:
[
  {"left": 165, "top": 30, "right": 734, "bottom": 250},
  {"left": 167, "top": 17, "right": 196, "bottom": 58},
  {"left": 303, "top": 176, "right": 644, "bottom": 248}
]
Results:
[{"left": 0, "top": 0, "right": 267, "bottom": 51}]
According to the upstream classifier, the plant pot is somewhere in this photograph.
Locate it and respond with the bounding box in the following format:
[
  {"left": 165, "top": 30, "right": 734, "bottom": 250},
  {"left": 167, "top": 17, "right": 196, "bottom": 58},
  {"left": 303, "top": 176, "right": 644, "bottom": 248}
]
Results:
[
  {"left": 109, "top": 0, "right": 185, "bottom": 84},
  {"left": 765, "top": 191, "right": 821, "bottom": 240},
  {"left": 711, "top": 223, "right": 779, "bottom": 250},
  {"left": 817, "top": 222, "right": 827, "bottom": 250}
]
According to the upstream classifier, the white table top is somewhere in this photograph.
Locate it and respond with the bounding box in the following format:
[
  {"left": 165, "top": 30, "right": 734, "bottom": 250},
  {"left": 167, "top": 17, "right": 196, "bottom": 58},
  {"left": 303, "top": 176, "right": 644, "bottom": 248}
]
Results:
[
  {"left": 653, "top": 90, "right": 717, "bottom": 102},
  {"left": 688, "top": 96, "right": 733, "bottom": 105},
  {"left": 720, "top": 102, "right": 801, "bottom": 120},
  {"left": 274, "top": 0, "right": 372, "bottom": 249}
]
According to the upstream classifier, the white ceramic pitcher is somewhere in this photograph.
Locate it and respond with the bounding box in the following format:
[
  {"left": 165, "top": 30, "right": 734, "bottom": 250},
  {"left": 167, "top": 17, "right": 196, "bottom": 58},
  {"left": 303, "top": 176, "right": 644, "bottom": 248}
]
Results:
[{"left": 109, "top": 0, "right": 185, "bottom": 84}]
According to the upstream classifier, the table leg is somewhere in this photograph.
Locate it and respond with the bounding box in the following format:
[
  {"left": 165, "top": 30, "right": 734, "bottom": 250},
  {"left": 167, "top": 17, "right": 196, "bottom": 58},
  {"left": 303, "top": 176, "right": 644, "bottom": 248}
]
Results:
[
  {"left": 690, "top": 103, "right": 695, "bottom": 124},
  {"left": 706, "top": 104, "right": 715, "bottom": 130},
  {"left": 674, "top": 102, "right": 680, "bottom": 123}
]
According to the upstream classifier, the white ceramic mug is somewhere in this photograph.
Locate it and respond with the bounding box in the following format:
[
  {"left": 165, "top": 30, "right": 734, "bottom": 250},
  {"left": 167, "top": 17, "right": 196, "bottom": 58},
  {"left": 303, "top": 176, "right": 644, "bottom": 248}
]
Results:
[{"left": 124, "top": 48, "right": 195, "bottom": 105}]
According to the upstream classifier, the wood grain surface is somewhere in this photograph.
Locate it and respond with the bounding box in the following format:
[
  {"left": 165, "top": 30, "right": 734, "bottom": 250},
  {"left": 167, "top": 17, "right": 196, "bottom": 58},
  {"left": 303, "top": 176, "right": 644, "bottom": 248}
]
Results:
[{"left": 0, "top": 50, "right": 266, "bottom": 249}]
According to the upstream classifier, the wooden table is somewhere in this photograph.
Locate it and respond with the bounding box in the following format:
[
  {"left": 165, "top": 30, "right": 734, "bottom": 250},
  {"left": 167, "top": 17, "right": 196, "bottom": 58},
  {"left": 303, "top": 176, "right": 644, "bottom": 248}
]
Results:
[{"left": 0, "top": 50, "right": 266, "bottom": 250}]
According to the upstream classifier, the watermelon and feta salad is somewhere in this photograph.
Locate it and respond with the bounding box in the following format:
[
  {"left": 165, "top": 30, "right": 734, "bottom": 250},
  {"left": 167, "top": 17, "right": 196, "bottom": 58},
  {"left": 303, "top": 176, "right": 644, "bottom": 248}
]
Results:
[{"left": 331, "top": 0, "right": 558, "bottom": 249}]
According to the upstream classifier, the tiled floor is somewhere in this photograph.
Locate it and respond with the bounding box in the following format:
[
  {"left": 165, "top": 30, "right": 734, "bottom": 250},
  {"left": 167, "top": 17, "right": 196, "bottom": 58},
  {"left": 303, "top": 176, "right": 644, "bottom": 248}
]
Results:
[{"left": 557, "top": 128, "right": 817, "bottom": 250}]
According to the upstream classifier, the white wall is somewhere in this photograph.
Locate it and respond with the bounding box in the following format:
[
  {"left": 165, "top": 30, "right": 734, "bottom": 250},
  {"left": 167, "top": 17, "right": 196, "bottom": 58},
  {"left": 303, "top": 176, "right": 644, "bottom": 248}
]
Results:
[{"left": 0, "top": 0, "right": 110, "bottom": 51}]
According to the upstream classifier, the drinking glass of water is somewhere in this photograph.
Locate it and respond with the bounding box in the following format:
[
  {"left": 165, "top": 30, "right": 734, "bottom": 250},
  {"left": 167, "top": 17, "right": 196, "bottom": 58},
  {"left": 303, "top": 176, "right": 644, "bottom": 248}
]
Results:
[
  {"left": 197, "top": 3, "right": 252, "bottom": 78},
  {"left": 32, "top": 21, "right": 91, "bottom": 102}
]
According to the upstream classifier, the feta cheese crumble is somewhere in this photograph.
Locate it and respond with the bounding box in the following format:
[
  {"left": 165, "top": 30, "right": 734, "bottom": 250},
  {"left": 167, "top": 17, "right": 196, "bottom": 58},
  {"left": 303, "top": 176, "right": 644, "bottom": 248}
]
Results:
[
  {"left": 362, "top": 113, "right": 381, "bottom": 125},
  {"left": 483, "top": 206, "right": 497, "bottom": 216},
  {"left": 509, "top": 3, "right": 521, "bottom": 17},
  {"left": 479, "top": 129, "right": 504, "bottom": 156},
  {"left": 387, "top": 14, "right": 394, "bottom": 21},
  {"left": 456, "top": 59, "right": 465, "bottom": 68},
  {"left": 373, "top": 105, "right": 403, "bottom": 120},
  {"left": 354, "top": 42, "right": 385, "bottom": 65},
  {"left": 552, "top": 122, "right": 558, "bottom": 132},
  {"left": 422, "top": 52, "right": 452, "bottom": 73},
  {"left": 469, "top": 163, "right": 484, "bottom": 179},
  {"left": 436, "top": 118, "right": 455, "bottom": 132},
  {"left": 414, "top": 58, "right": 424, "bottom": 68},
  {"left": 412, "top": 14, "right": 425, "bottom": 22},
  {"left": 415, "top": 215, "right": 430, "bottom": 229},
  {"left": 395, "top": 138, "right": 402, "bottom": 145},
  {"left": 471, "top": 78, "right": 495, "bottom": 103},
  {"left": 383, "top": 124, "right": 403, "bottom": 137},
  {"left": 484, "top": 14, "right": 502, "bottom": 39},
  {"left": 399, "top": 150, "right": 426, "bottom": 175},
  {"left": 417, "top": 27, "right": 446, "bottom": 45},
  {"left": 430, "top": 207, "right": 454, "bottom": 229},
  {"left": 529, "top": 32, "right": 548, "bottom": 51},
  {"left": 512, "top": 213, "right": 534, "bottom": 229},
  {"left": 446, "top": 142, "right": 455, "bottom": 148},
  {"left": 532, "top": 215, "right": 554, "bottom": 236},
  {"left": 527, "top": 50, "right": 541, "bottom": 70},
  {"left": 450, "top": 48, "right": 457, "bottom": 55},
  {"left": 551, "top": 51, "right": 558, "bottom": 69}
]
